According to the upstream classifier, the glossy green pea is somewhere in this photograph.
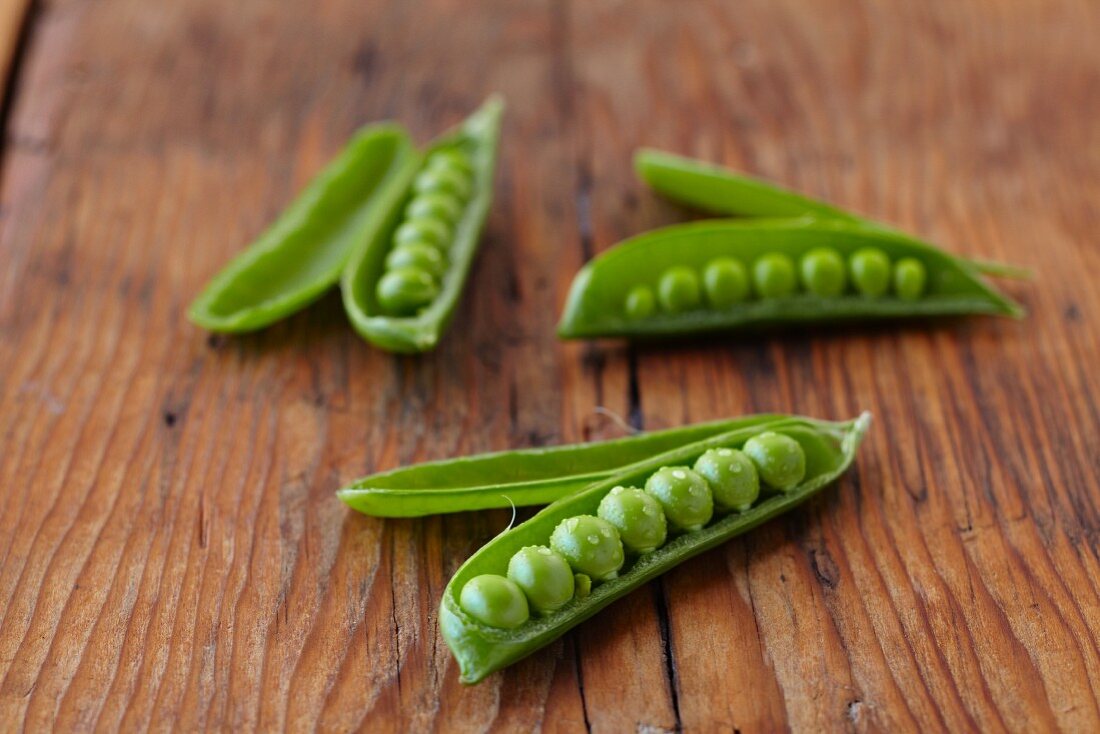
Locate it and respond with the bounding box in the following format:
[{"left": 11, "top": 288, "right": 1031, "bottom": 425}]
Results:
[
  {"left": 753, "top": 253, "right": 797, "bottom": 299},
  {"left": 549, "top": 515, "right": 624, "bottom": 582},
  {"left": 693, "top": 448, "right": 760, "bottom": 512},
  {"left": 850, "top": 247, "right": 891, "bottom": 298},
  {"left": 385, "top": 243, "right": 446, "bottom": 280},
  {"left": 624, "top": 285, "right": 656, "bottom": 320},
  {"left": 742, "top": 432, "right": 806, "bottom": 491},
  {"left": 414, "top": 166, "right": 471, "bottom": 200},
  {"left": 406, "top": 193, "right": 463, "bottom": 225},
  {"left": 657, "top": 266, "right": 702, "bottom": 313},
  {"left": 703, "top": 258, "right": 750, "bottom": 308},
  {"left": 376, "top": 267, "right": 438, "bottom": 315},
  {"left": 428, "top": 149, "right": 475, "bottom": 178},
  {"left": 645, "top": 466, "right": 713, "bottom": 531},
  {"left": 894, "top": 257, "right": 927, "bottom": 301},
  {"left": 439, "top": 413, "right": 872, "bottom": 683},
  {"left": 507, "top": 546, "right": 575, "bottom": 614},
  {"left": 800, "top": 248, "right": 847, "bottom": 298},
  {"left": 394, "top": 218, "right": 451, "bottom": 251},
  {"left": 459, "top": 574, "right": 529, "bottom": 629},
  {"left": 597, "top": 486, "right": 668, "bottom": 554}
]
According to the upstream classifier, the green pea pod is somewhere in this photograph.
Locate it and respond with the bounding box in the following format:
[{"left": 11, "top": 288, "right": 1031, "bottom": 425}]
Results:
[
  {"left": 557, "top": 219, "right": 1023, "bottom": 340},
  {"left": 634, "top": 149, "right": 1032, "bottom": 280},
  {"left": 342, "top": 96, "right": 504, "bottom": 352},
  {"left": 188, "top": 124, "right": 418, "bottom": 332},
  {"left": 636, "top": 148, "right": 860, "bottom": 223},
  {"left": 440, "top": 412, "right": 871, "bottom": 684},
  {"left": 337, "top": 414, "right": 784, "bottom": 517}
]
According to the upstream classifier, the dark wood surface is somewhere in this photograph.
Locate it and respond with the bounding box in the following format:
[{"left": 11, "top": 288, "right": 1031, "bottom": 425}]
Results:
[{"left": 2, "top": 0, "right": 1099, "bottom": 731}]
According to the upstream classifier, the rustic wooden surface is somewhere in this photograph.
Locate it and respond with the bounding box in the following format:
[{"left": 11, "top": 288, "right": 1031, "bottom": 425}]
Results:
[{"left": 1, "top": 0, "right": 1099, "bottom": 731}]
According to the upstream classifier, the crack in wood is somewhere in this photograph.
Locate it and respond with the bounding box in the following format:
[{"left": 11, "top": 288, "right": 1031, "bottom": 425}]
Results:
[{"left": 652, "top": 580, "right": 684, "bottom": 733}]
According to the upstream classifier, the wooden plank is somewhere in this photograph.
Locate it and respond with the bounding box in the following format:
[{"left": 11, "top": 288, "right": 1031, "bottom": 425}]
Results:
[
  {"left": 566, "top": 2, "right": 1100, "bottom": 732},
  {"left": 0, "top": 0, "right": 1098, "bottom": 731}
]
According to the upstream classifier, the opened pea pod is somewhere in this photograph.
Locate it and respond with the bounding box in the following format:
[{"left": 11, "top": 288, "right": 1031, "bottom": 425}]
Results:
[
  {"left": 188, "top": 124, "right": 418, "bottom": 332},
  {"left": 337, "top": 413, "right": 785, "bottom": 517},
  {"left": 189, "top": 96, "right": 503, "bottom": 352},
  {"left": 342, "top": 96, "right": 504, "bottom": 352},
  {"left": 557, "top": 219, "right": 1024, "bottom": 340},
  {"left": 440, "top": 412, "right": 871, "bottom": 683},
  {"left": 634, "top": 148, "right": 1032, "bottom": 281}
]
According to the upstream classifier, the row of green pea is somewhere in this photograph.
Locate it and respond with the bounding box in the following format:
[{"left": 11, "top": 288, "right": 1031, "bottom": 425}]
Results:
[
  {"left": 375, "top": 148, "right": 476, "bottom": 315},
  {"left": 624, "top": 246, "right": 929, "bottom": 319},
  {"left": 458, "top": 431, "right": 808, "bottom": 629}
]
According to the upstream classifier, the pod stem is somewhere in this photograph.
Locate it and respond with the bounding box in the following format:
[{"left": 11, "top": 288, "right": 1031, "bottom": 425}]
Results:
[{"left": 967, "top": 259, "right": 1034, "bottom": 280}]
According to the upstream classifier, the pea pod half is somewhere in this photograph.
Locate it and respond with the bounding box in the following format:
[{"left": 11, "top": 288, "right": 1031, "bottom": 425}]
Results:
[
  {"left": 440, "top": 412, "right": 871, "bottom": 684},
  {"left": 557, "top": 219, "right": 1023, "bottom": 339},
  {"left": 188, "top": 124, "right": 418, "bottom": 332},
  {"left": 634, "top": 149, "right": 1032, "bottom": 281},
  {"left": 342, "top": 96, "right": 504, "bottom": 352},
  {"left": 337, "top": 413, "right": 784, "bottom": 517}
]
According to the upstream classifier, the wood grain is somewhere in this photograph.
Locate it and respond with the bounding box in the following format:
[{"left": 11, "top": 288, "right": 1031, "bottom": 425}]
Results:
[
  {"left": 1, "top": 0, "right": 1099, "bottom": 731},
  {"left": 0, "top": 0, "right": 32, "bottom": 103}
]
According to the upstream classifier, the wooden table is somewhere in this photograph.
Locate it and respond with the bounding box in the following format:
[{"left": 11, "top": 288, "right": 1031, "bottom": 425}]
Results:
[{"left": 2, "top": 1, "right": 1099, "bottom": 731}]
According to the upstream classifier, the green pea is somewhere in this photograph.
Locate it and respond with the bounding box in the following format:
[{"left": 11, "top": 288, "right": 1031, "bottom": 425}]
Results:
[
  {"left": 385, "top": 243, "right": 446, "bottom": 280},
  {"left": 644, "top": 466, "right": 713, "bottom": 532},
  {"left": 394, "top": 218, "right": 451, "bottom": 251},
  {"left": 428, "top": 149, "right": 474, "bottom": 178},
  {"left": 703, "top": 258, "right": 750, "bottom": 308},
  {"left": 549, "top": 515, "right": 624, "bottom": 582},
  {"left": 624, "top": 285, "right": 656, "bottom": 320},
  {"left": 597, "top": 486, "right": 668, "bottom": 554},
  {"left": 406, "top": 193, "right": 463, "bottom": 225},
  {"left": 657, "top": 266, "right": 702, "bottom": 313},
  {"left": 376, "top": 267, "right": 438, "bottom": 315},
  {"left": 459, "top": 574, "right": 530, "bottom": 629},
  {"left": 414, "top": 166, "right": 471, "bottom": 200},
  {"left": 753, "top": 253, "right": 797, "bottom": 299},
  {"left": 799, "top": 248, "right": 847, "bottom": 298},
  {"left": 574, "top": 573, "right": 592, "bottom": 600},
  {"left": 693, "top": 447, "right": 760, "bottom": 512},
  {"left": 507, "top": 546, "right": 575, "bottom": 614},
  {"left": 742, "top": 432, "right": 806, "bottom": 491},
  {"left": 849, "top": 247, "right": 891, "bottom": 298},
  {"left": 894, "top": 257, "right": 927, "bottom": 301}
]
